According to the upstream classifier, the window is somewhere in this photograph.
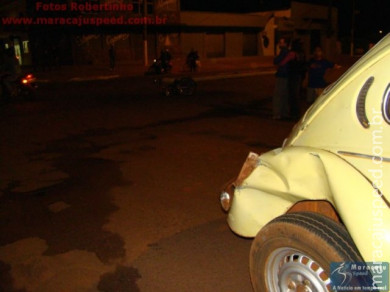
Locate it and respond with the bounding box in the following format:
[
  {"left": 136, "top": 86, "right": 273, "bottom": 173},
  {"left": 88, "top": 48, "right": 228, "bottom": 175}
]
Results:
[
  {"left": 243, "top": 33, "right": 258, "bottom": 56},
  {"left": 205, "top": 33, "right": 225, "bottom": 58},
  {"left": 383, "top": 84, "right": 390, "bottom": 124},
  {"left": 23, "top": 41, "right": 29, "bottom": 54}
]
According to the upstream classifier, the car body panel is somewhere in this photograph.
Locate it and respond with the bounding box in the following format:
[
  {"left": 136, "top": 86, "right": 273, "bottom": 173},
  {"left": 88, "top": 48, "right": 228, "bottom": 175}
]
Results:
[
  {"left": 226, "top": 34, "right": 390, "bottom": 264},
  {"left": 228, "top": 147, "right": 390, "bottom": 262}
]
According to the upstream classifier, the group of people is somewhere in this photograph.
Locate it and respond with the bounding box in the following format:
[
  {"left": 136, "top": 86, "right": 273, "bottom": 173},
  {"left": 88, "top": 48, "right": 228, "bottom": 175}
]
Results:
[
  {"left": 158, "top": 48, "right": 200, "bottom": 73},
  {"left": 273, "top": 37, "right": 339, "bottom": 120},
  {"left": 109, "top": 45, "right": 200, "bottom": 73}
]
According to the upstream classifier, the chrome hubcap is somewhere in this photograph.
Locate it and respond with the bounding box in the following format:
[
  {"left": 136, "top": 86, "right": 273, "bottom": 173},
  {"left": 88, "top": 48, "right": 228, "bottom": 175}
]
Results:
[{"left": 266, "top": 248, "right": 331, "bottom": 292}]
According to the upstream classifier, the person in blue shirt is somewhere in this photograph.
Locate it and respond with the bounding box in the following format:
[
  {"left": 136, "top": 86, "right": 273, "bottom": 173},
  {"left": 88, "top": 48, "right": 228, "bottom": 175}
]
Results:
[{"left": 306, "top": 46, "right": 340, "bottom": 103}]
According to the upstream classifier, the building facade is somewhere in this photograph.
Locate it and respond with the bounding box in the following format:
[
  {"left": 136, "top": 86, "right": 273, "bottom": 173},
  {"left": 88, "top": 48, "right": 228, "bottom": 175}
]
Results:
[
  {"left": 0, "top": 0, "right": 31, "bottom": 65},
  {"left": 0, "top": 0, "right": 339, "bottom": 67}
]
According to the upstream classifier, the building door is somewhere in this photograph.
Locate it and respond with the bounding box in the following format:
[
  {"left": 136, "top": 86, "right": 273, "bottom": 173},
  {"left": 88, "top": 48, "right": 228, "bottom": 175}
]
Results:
[
  {"left": 243, "top": 32, "right": 258, "bottom": 56},
  {"left": 205, "top": 33, "right": 225, "bottom": 58}
]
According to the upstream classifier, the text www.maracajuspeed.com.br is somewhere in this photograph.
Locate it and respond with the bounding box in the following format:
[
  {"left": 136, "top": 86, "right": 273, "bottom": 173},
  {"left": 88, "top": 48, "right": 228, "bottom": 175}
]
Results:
[{"left": 2, "top": 16, "right": 167, "bottom": 26}]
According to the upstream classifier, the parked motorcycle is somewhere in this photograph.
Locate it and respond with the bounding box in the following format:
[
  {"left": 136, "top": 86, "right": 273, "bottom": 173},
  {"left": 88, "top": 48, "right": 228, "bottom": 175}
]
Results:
[
  {"left": 145, "top": 59, "right": 172, "bottom": 75},
  {"left": 162, "top": 77, "right": 197, "bottom": 97},
  {"left": 0, "top": 73, "right": 37, "bottom": 102}
]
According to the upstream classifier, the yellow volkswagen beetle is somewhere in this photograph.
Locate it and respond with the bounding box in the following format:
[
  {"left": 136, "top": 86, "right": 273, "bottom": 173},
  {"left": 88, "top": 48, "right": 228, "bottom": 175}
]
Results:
[{"left": 221, "top": 35, "right": 390, "bottom": 291}]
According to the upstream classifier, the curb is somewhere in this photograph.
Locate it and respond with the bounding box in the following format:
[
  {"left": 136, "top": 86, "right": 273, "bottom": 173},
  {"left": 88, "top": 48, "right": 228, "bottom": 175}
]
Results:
[
  {"left": 160, "top": 69, "right": 275, "bottom": 83},
  {"left": 36, "top": 68, "right": 276, "bottom": 84}
]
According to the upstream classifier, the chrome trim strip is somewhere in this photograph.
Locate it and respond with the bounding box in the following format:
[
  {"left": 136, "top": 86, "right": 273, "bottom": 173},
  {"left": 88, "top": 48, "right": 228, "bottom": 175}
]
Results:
[
  {"left": 338, "top": 151, "right": 390, "bottom": 208},
  {"left": 356, "top": 76, "right": 374, "bottom": 128},
  {"left": 338, "top": 151, "right": 390, "bottom": 162}
]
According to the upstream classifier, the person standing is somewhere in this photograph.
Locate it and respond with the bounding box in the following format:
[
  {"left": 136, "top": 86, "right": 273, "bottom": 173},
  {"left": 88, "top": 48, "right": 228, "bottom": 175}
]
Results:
[
  {"left": 109, "top": 44, "right": 115, "bottom": 70},
  {"left": 288, "top": 39, "right": 306, "bottom": 120},
  {"left": 272, "top": 37, "right": 290, "bottom": 120},
  {"left": 186, "top": 49, "right": 199, "bottom": 72},
  {"left": 306, "top": 46, "right": 339, "bottom": 103}
]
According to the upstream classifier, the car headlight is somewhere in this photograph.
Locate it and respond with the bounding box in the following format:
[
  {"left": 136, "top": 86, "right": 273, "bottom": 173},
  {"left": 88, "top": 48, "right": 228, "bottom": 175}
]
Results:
[
  {"left": 219, "top": 152, "right": 260, "bottom": 212},
  {"left": 220, "top": 191, "right": 231, "bottom": 212},
  {"left": 220, "top": 177, "right": 236, "bottom": 212}
]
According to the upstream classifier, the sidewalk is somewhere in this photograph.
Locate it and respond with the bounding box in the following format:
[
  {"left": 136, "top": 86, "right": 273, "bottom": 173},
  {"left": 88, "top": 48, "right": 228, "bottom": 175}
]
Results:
[{"left": 32, "top": 56, "right": 276, "bottom": 83}]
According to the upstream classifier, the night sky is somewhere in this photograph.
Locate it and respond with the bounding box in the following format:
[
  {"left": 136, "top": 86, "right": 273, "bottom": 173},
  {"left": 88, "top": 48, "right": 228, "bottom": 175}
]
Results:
[
  {"left": 180, "top": 0, "right": 390, "bottom": 42},
  {"left": 180, "top": 0, "right": 290, "bottom": 13},
  {"left": 338, "top": 0, "right": 390, "bottom": 42}
]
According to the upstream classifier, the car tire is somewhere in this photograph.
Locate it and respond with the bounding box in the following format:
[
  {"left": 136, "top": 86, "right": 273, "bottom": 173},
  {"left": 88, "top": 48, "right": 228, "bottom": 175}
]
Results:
[
  {"left": 250, "top": 212, "right": 364, "bottom": 292},
  {"left": 180, "top": 78, "right": 196, "bottom": 96},
  {"left": 184, "top": 86, "right": 196, "bottom": 96}
]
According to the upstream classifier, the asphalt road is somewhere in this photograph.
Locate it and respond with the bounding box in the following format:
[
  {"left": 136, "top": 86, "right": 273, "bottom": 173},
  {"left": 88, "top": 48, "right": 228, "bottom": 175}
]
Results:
[{"left": 0, "top": 74, "right": 297, "bottom": 292}]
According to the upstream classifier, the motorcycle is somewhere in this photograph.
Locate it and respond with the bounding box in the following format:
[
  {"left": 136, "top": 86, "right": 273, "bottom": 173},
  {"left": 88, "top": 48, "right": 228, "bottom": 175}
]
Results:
[
  {"left": 162, "top": 77, "right": 197, "bottom": 97},
  {"left": 0, "top": 73, "right": 37, "bottom": 102},
  {"left": 145, "top": 59, "right": 172, "bottom": 75}
]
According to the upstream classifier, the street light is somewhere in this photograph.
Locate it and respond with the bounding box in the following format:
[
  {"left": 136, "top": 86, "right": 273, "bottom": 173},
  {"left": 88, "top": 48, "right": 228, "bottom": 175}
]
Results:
[{"left": 143, "top": 0, "right": 148, "bottom": 66}]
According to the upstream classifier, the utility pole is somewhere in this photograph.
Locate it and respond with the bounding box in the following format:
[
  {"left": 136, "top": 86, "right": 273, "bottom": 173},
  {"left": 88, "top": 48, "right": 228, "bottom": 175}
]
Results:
[
  {"left": 350, "top": 0, "right": 355, "bottom": 56},
  {"left": 327, "top": 0, "right": 333, "bottom": 37},
  {"left": 143, "top": 0, "right": 148, "bottom": 66}
]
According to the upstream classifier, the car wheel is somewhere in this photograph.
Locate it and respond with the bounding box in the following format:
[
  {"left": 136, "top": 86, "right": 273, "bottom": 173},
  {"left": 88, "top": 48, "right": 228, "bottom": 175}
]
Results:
[
  {"left": 250, "top": 212, "right": 363, "bottom": 292},
  {"left": 179, "top": 78, "right": 196, "bottom": 96},
  {"left": 183, "top": 86, "right": 196, "bottom": 96}
]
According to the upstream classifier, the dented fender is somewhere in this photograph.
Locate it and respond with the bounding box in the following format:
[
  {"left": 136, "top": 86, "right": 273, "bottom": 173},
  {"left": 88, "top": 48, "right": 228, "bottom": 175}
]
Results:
[{"left": 227, "top": 146, "right": 390, "bottom": 262}]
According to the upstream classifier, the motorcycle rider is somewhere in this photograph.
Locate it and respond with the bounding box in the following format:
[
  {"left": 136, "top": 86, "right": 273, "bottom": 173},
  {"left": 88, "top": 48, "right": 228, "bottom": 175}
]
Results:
[
  {"left": 159, "top": 48, "right": 172, "bottom": 73},
  {"left": 186, "top": 49, "right": 199, "bottom": 72}
]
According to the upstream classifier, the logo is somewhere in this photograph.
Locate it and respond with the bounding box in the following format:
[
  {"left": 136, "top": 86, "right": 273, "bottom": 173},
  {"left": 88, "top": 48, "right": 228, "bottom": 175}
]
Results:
[
  {"left": 331, "top": 262, "right": 353, "bottom": 286},
  {"left": 330, "top": 262, "right": 389, "bottom": 291}
]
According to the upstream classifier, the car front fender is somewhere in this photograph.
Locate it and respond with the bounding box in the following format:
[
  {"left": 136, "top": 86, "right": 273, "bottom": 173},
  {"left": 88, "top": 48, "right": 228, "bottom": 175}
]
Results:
[{"left": 227, "top": 146, "right": 390, "bottom": 263}]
